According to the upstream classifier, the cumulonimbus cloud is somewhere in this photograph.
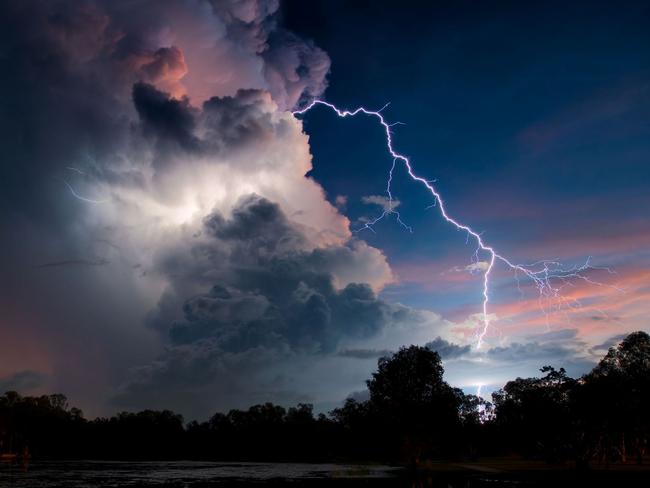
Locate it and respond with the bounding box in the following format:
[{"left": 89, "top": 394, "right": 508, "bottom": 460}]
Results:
[{"left": 0, "top": 0, "right": 432, "bottom": 418}]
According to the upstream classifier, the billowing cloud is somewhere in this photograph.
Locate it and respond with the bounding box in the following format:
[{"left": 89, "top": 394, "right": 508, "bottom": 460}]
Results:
[
  {"left": 111, "top": 195, "right": 421, "bottom": 416},
  {"left": 0, "top": 0, "right": 430, "bottom": 418},
  {"left": 149, "top": 195, "right": 395, "bottom": 351}
]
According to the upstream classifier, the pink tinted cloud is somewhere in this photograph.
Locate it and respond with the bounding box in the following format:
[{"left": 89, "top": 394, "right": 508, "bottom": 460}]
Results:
[{"left": 448, "top": 267, "right": 650, "bottom": 341}]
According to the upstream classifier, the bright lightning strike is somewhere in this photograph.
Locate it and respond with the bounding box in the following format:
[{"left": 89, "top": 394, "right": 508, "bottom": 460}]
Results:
[
  {"left": 293, "top": 100, "right": 618, "bottom": 349},
  {"left": 475, "top": 384, "right": 488, "bottom": 421}
]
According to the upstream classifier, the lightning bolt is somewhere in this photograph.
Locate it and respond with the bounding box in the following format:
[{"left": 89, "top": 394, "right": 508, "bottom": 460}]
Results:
[
  {"left": 62, "top": 167, "right": 109, "bottom": 204},
  {"left": 293, "top": 100, "right": 618, "bottom": 349},
  {"left": 476, "top": 384, "right": 487, "bottom": 420}
]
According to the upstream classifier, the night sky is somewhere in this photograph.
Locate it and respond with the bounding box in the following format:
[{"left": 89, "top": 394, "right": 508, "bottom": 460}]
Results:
[{"left": 1, "top": 0, "right": 648, "bottom": 420}]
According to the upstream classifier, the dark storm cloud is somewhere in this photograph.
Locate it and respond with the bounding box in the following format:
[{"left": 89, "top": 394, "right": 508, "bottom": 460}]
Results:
[
  {"left": 337, "top": 348, "right": 393, "bottom": 359},
  {"left": 114, "top": 195, "right": 415, "bottom": 413},
  {"left": 335, "top": 336, "right": 475, "bottom": 363},
  {"left": 425, "top": 337, "right": 471, "bottom": 360},
  {"left": 131, "top": 82, "right": 292, "bottom": 173},
  {"left": 111, "top": 339, "right": 320, "bottom": 417},
  {"left": 132, "top": 85, "right": 285, "bottom": 173},
  {"left": 0, "top": 370, "right": 48, "bottom": 393},
  {"left": 153, "top": 195, "right": 392, "bottom": 355},
  {"left": 0, "top": 0, "right": 333, "bottom": 417},
  {"left": 202, "top": 89, "right": 282, "bottom": 152},
  {"left": 205, "top": 191, "right": 305, "bottom": 251},
  {"left": 133, "top": 82, "right": 200, "bottom": 154}
]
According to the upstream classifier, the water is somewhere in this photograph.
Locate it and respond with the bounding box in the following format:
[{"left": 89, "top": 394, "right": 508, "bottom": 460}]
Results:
[
  {"left": 2, "top": 460, "right": 646, "bottom": 487},
  {"left": 0, "top": 460, "right": 401, "bottom": 487}
]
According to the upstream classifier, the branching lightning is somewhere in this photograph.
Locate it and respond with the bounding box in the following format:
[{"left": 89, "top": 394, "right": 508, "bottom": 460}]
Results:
[
  {"left": 62, "top": 179, "right": 108, "bottom": 204},
  {"left": 293, "top": 100, "right": 618, "bottom": 349},
  {"left": 356, "top": 159, "right": 413, "bottom": 234},
  {"left": 62, "top": 167, "right": 109, "bottom": 204}
]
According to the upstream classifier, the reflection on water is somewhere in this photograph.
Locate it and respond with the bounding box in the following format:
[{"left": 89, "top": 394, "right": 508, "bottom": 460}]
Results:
[{"left": 0, "top": 460, "right": 401, "bottom": 487}]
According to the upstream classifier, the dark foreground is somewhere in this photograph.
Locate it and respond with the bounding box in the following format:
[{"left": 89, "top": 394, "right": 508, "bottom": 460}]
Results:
[{"left": 2, "top": 460, "right": 650, "bottom": 488}]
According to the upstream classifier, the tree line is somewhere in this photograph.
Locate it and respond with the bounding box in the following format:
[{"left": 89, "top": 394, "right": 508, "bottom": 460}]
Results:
[{"left": 1, "top": 331, "right": 648, "bottom": 466}]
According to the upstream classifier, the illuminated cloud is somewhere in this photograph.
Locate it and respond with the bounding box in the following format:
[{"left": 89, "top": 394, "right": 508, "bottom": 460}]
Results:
[
  {"left": 361, "top": 194, "right": 401, "bottom": 212},
  {"left": 442, "top": 261, "right": 490, "bottom": 276},
  {"left": 0, "top": 0, "right": 411, "bottom": 418}
]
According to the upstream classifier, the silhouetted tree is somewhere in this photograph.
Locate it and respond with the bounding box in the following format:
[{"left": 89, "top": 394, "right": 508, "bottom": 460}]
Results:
[
  {"left": 457, "top": 392, "right": 493, "bottom": 459},
  {"left": 366, "top": 345, "right": 464, "bottom": 461},
  {"left": 2, "top": 332, "right": 648, "bottom": 466},
  {"left": 576, "top": 331, "right": 650, "bottom": 465},
  {"left": 0, "top": 392, "right": 86, "bottom": 457},
  {"left": 492, "top": 366, "right": 576, "bottom": 462},
  {"left": 89, "top": 409, "right": 185, "bottom": 459}
]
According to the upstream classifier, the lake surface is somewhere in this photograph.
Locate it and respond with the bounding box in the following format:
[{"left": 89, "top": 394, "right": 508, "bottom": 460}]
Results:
[
  {"left": 2, "top": 459, "right": 648, "bottom": 487},
  {"left": 0, "top": 460, "right": 402, "bottom": 487}
]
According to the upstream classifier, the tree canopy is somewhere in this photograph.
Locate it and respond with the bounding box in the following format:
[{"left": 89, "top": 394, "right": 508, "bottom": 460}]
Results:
[{"left": 1, "top": 332, "right": 649, "bottom": 466}]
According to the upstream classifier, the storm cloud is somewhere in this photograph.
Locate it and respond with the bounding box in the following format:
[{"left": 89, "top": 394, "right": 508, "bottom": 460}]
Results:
[
  {"left": 1, "top": 0, "right": 623, "bottom": 420},
  {"left": 425, "top": 337, "right": 472, "bottom": 360},
  {"left": 110, "top": 195, "right": 431, "bottom": 416},
  {"left": 0, "top": 0, "right": 430, "bottom": 418}
]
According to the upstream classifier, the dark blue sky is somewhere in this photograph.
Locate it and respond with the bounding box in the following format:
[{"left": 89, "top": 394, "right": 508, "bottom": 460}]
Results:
[{"left": 283, "top": 0, "right": 650, "bottom": 315}]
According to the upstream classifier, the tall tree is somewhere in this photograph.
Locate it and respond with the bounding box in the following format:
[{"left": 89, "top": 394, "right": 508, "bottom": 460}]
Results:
[
  {"left": 578, "top": 331, "right": 650, "bottom": 464},
  {"left": 366, "top": 345, "right": 463, "bottom": 461}
]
